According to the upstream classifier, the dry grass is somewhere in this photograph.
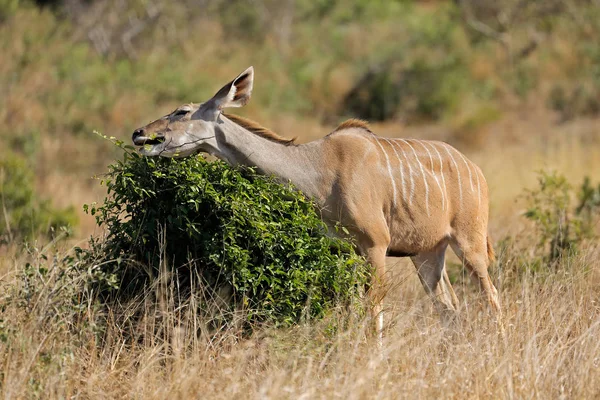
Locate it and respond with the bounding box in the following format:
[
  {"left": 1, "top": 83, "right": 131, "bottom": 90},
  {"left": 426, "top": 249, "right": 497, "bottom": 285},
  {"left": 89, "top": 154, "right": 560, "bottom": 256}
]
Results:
[{"left": 2, "top": 242, "right": 600, "bottom": 399}]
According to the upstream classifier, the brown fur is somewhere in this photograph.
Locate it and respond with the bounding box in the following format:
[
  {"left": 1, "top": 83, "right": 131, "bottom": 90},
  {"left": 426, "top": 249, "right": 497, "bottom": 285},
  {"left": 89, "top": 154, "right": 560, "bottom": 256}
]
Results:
[
  {"left": 223, "top": 113, "right": 297, "bottom": 146},
  {"left": 315, "top": 130, "right": 502, "bottom": 334},
  {"left": 333, "top": 119, "right": 372, "bottom": 133}
]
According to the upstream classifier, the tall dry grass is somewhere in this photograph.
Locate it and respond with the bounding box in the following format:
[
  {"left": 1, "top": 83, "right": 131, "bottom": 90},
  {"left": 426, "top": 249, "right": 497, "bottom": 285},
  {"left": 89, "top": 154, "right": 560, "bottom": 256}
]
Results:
[{"left": 2, "top": 239, "right": 600, "bottom": 399}]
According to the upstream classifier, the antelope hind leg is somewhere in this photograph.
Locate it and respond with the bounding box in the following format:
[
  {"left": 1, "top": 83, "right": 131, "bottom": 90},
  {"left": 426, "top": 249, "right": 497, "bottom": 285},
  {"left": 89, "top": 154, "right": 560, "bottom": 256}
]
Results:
[{"left": 411, "top": 241, "right": 458, "bottom": 325}]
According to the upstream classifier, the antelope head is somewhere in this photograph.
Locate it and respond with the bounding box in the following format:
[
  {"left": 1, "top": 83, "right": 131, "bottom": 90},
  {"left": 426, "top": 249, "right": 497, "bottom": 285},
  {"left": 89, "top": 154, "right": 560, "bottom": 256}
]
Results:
[{"left": 132, "top": 66, "right": 254, "bottom": 157}]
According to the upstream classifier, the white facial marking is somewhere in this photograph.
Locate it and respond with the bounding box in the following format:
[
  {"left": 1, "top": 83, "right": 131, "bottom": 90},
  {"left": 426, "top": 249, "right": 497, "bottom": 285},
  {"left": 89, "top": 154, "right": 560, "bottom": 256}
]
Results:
[
  {"left": 418, "top": 140, "right": 446, "bottom": 211},
  {"left": 384, "top": 138, "right": 406, "bottom": 202},
  {"left": 440, "top": 142, "right": 462, "bottom": 205},
  {"left": 402, "top": 139, "right": 430, "bottom": 217},
  {"left": 373, "top": 137, "right": 398, "bottom": 208}
]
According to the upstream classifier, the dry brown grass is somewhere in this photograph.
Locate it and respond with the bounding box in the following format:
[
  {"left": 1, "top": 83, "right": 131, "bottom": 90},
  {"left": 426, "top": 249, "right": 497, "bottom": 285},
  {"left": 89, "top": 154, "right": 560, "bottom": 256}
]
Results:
[{"left": 2, "top": 241, "right": 600, "bottom": 399}]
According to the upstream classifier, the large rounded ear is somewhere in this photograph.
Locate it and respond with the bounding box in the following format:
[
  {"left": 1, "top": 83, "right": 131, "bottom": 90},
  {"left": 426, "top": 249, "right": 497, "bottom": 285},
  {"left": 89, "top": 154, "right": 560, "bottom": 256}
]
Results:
[{"left": 206, "top": 66, "right": 254, "bottom": 110}]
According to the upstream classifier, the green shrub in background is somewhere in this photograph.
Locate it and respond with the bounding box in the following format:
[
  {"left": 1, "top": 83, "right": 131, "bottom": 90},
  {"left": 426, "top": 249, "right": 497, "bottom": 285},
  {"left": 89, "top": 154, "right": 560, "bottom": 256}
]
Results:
[
  {"left": 339, "top": 3, "right": 475, "bottom": 122},
  {"left": 523, "top": 172, "right": 581, "bottom": 265},
  {"left": 0, "top": 155, "right": 77, "bottom": 244},
  {"left": 522, "top": 171, "right": 600, "bottom": 263},
  {"left": 497, "top": 171, "right": 600, "bottom": 275},
  {"left": 576, "top": 176, "right": 600, "bottom": 224},
  {"left": 83, "top": 138, "right": 368, "bottom": 329},
  {"left": 5, "top": 0, "right": 600, "bottom": 165},
  {"left": 0, "top": 0, "right": 19, "bottom": 20}
]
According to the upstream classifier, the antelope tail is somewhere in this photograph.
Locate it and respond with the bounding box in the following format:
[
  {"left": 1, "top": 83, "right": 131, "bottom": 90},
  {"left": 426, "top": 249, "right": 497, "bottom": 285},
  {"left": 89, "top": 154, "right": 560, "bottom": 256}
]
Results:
[{"left": 487, "top": 235, "right": 496, "bottom": 263}]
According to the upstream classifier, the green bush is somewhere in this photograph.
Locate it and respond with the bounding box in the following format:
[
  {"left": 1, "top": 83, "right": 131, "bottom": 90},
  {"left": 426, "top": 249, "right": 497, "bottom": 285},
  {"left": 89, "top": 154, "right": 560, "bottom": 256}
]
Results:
[
  {"left": 339, "top": 4, "right": 474, "bottom": 122},
  {"left": 0, "top": 0, "right": 19, "bottom": 20},
  {"left": 0, "top": 155, "right": 77, "bottom": 244},
  {"left": 547, "top": 84, "right": 600, "bottom": 122},
  {"left": 522, "top": 171, "right": 600, "bottom": 267},
  {"left": 496, "top": 172, "right": 600, "bottom": 283},
  {"left": 523, "top": 172, "right": 579, "bottom": 265},
  {"left": 83, "top": 139, "right": 368, "bottom": 329}
]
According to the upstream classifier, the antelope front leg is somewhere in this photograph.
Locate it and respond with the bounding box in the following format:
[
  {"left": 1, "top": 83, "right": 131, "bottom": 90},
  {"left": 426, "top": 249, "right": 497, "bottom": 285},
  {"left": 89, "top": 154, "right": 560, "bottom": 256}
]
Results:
[{"left": 364, "top": 245, "right": 389, "bottom": 348}]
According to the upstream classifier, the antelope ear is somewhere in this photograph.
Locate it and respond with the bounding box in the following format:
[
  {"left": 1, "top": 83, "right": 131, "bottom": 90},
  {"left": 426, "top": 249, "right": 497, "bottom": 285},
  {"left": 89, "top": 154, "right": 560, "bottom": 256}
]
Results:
[{"left": 207, "top": 66, "right": 254, "bottom": 110}]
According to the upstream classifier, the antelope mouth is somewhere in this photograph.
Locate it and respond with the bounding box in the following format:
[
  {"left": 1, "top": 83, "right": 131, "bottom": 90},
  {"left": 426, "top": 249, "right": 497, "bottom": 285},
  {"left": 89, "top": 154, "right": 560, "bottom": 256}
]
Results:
[{"left": 133, "top": 135, "right": 166, "bottom": 146}]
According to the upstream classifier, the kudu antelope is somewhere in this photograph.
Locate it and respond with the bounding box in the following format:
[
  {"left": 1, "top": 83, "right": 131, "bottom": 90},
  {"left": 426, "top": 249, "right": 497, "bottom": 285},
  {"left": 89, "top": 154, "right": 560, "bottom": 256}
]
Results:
[{"left": 132, "top": 66, "right": 501, "bottom": 341}]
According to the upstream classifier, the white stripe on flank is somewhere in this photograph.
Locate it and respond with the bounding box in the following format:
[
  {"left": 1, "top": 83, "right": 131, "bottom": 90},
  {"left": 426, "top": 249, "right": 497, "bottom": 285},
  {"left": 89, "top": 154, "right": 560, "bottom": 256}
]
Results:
[
  {"left": 417, "top": 140, "right": 445, "bottom": 211},
  {"left": 390, "top": 140, "right": 415, "bottom": 205},
  {"left": 426, "top": 141, "right": 448, "bottom": 211},
  {"left": 384, "top": 138, "right": 406, "bottom": 201},
  {"left": 439, "top": 143, "right": 462, "bottom": 205},
  {"left": 401, "top": 139, "right": 430, "bottom": 216},
  {"left": 373, "top": 137, "right": 398, "bottom": 208},
  {"left": 456, "top": 150, "right": 474, "bottom": 193}
]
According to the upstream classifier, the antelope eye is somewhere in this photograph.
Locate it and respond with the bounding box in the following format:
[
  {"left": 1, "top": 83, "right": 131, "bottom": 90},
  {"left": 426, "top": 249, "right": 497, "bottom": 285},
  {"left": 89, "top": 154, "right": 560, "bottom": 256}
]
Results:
[{"left": 173, "top": 108, "right": 190, "bottom": 116}]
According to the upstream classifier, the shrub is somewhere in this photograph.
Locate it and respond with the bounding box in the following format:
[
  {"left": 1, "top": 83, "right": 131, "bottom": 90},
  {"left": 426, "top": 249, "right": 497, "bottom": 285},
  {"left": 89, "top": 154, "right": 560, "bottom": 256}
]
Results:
[
  {"left": 547, "top": 84, "right": 600, "bottom": 122},
  {"left": 0, "top": 0, "right": 19, "bottom": 20},
  {"left": 0, "top": 155, "right": 77, "bottom": 245},
  {"left": 521, "top": 171, "right": 600, "bottom": 267},
  {"left": 495, "top": 172, "right": 600, "bottom": 283},
  {"left": 576, "top": 176, "right": 600, "bottom": 233},
  {"left": 83, "top": 139, "right": 368, "bottom": 330},
  {"left": 523, "top": 171, "right": 579, "bottom": 265}
]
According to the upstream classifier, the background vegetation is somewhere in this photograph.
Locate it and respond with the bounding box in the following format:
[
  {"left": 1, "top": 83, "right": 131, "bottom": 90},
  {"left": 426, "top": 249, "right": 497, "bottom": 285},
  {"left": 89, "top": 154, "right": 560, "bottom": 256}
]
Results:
[{"left": 1, "top": 0, "right": 600, "bottom": 398}]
